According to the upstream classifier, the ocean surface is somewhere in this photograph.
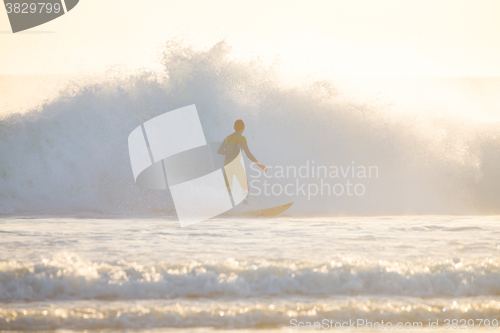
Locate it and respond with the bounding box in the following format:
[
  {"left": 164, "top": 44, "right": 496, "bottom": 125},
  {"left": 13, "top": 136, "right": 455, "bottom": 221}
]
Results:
[
  {"left": 1, "top": 42, "right": 500, "bottom": 331},
  {"left": 1, "top": 215, "right": 500, "bottom": 331}
]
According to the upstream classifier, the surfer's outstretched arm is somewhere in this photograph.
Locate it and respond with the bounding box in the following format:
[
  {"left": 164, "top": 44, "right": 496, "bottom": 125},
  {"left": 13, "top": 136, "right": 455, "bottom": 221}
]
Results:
[
  {"left": 217, "top": 141, "right": 227, "bottom": 155},
  {"left": 240, "top": 142, "right": 258, "bottom": 163},
  {"left": 240, "top": 142, "right": 267, "bottom": 172}
]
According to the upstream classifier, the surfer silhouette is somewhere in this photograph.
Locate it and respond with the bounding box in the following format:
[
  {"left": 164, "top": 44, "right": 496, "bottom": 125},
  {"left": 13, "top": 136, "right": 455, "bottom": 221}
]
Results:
[{"left": 217, "top": 120, "right": 267, "bottom": 197}]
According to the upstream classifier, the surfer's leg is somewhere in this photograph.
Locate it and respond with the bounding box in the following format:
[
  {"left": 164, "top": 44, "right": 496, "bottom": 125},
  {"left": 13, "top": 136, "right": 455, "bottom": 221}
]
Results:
[{"left": 223, "top": 169, "right": 233, "bottom": 195}]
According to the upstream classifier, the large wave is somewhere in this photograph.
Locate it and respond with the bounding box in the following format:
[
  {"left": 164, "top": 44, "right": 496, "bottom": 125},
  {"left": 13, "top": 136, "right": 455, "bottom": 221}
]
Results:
[{"left": 0, "top": 41, "right": 499, "bottom": 215}]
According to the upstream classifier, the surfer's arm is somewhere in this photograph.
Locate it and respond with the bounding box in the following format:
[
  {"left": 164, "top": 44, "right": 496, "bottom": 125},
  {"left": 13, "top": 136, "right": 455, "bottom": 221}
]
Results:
[
  {"left": 240, "top": 142, "right": 267, "bottom": 172},
  {"left": 217, "top": 141, "right": 227, "bottom": 155},
  {"left": 241, "top": 143, "right": 258, "bottom": 163}
]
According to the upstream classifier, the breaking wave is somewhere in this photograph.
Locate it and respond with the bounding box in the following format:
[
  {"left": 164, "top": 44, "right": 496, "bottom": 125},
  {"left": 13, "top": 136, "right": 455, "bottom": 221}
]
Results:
[
  {"left": 2, "top": 298, "right": 500, "bottom": 330},
  {"left": 2, "top": 255, "right": 500, "bottom": 302},
  {"left": 0, "top": 41, "right": 499, "bottom": 215}
]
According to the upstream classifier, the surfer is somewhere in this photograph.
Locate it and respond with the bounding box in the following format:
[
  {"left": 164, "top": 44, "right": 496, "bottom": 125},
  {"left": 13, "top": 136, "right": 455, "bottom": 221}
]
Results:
[
  {"left": 216, "top": 120, "right": 293, "bottom": 215},
  {"left": 217, "top": 119, "right": 267, "bottom": 199},
  {"left": 217, "top": 119, "right": 267, "bottom": 173}
]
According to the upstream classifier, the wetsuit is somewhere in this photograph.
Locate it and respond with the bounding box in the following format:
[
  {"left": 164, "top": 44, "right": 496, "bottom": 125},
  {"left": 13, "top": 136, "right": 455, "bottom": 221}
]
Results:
[{"left": 217, "top": 132, "right": 259, "bottom": 193}]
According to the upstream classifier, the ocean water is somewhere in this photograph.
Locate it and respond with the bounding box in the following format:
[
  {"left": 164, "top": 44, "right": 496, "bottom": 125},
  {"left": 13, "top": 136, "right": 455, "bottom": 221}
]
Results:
[
  {"left": 1, "top": 216, "right": 500, "bottom": 331},
  {"left": 1, "top": 41, "right": 499, "bottom": 331}
]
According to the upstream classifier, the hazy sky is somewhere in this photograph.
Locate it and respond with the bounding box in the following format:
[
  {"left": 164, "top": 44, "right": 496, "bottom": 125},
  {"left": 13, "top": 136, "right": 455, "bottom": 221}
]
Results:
[{"left": 1, "top": 0, "right": 500, "bottom": 77}]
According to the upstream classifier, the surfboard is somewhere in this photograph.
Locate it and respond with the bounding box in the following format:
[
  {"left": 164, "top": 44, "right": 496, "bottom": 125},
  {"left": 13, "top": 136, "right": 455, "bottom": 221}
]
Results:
[{"left": 240, "top": 202, "right": 294, "bottom": 218}]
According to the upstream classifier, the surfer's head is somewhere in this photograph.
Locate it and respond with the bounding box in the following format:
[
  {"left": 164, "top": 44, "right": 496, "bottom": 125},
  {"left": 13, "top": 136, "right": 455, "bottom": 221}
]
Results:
[{"left": 234, "top": 119, "right": 245, "bottom": 133}]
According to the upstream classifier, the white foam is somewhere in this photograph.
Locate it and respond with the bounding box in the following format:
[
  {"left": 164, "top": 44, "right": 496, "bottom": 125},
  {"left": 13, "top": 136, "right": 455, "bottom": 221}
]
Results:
[
  {"left": 1, "top": 256, "right": 500, "bottom": 302},
  {"left": 1, "top": 298, "right": 500, "bottom": 330}
]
